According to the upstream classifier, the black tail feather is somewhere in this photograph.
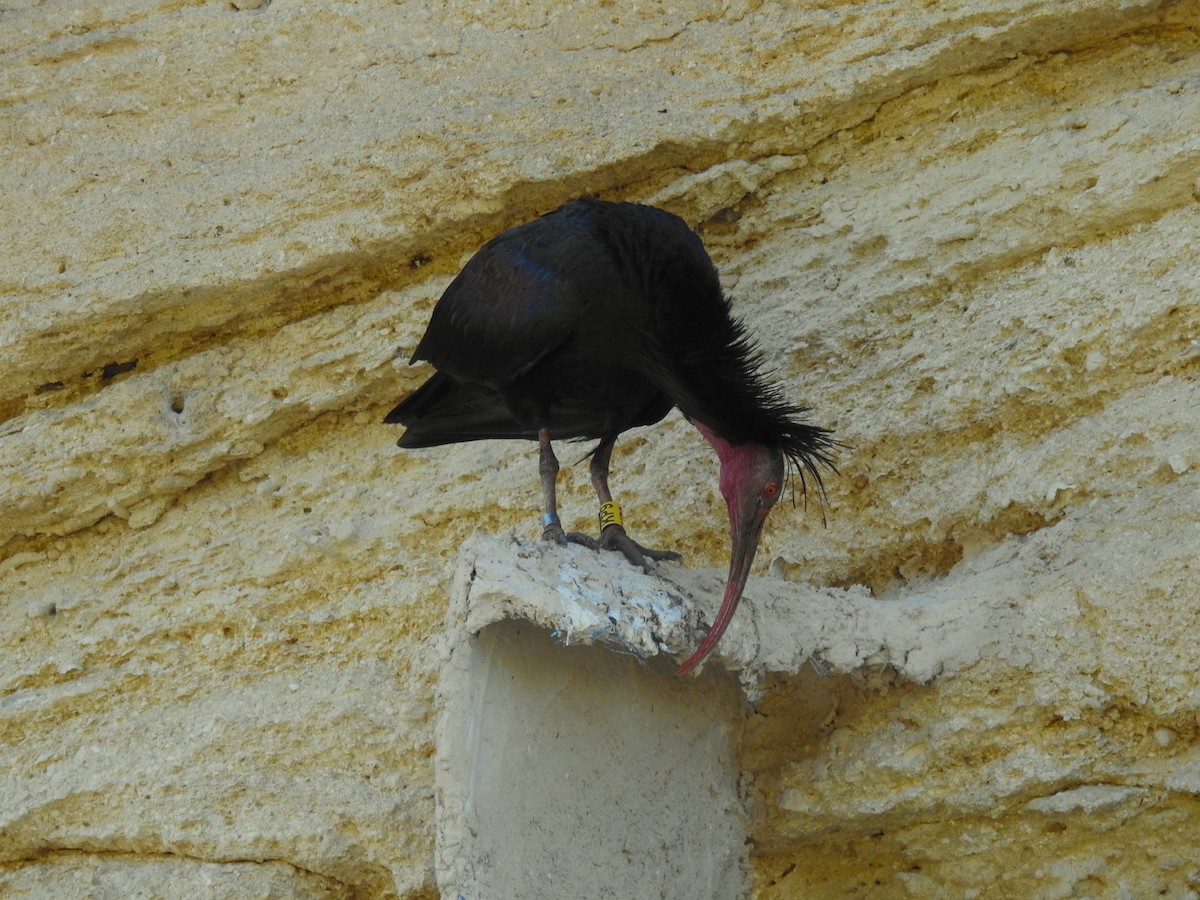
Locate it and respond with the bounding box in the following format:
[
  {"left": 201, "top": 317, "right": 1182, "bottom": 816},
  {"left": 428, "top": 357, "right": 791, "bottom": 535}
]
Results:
[{"left": 386, "top": 373, "right": 534, "bottom": 448}]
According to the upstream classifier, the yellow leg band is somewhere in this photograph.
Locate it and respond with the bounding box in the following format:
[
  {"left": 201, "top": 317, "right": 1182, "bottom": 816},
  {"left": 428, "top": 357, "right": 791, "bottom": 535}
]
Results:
[{"left": 599, "top": 500, "right": 624, "bottom": 531}]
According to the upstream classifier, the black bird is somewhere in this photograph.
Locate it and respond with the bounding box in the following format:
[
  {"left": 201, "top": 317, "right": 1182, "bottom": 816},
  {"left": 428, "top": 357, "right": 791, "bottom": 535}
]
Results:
[{"left": 386, "top": 198, "right": 835, "bottom": 674}]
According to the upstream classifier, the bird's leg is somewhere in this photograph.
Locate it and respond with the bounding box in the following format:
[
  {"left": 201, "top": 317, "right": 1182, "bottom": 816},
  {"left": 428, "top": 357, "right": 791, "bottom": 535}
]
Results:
[
  {"left": 539, "top": 430, "right": 680, "bottom": 571},
  {"left": 539, "top": 428, "right": 604, "bottom": 551},
  {"left": 575, "top": 436, "right": 683, "bottom": 572},
  {"left": 539, "top": 428, "right": 571, "bottom": 546}
]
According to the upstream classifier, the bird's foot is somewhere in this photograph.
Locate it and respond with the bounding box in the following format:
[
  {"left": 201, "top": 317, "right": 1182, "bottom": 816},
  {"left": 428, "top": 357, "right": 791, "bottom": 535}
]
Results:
[
  {"left": 543, "top": 520, "right": 602, "bottom": 551},
  {"left": 542, "top": 521, "right": 571, "bottom": 546},
  {"left": 591, "top": 500, "right": 682, "bottom": 571},
  {"left": 544, "top": 522, "right": 602, "bottom": 552},
  {"left": 593, "top": 524, "right": 682, "bottom": 573},
  {"left": 541, "top": 521, "right": 680, "bottom": 573}
]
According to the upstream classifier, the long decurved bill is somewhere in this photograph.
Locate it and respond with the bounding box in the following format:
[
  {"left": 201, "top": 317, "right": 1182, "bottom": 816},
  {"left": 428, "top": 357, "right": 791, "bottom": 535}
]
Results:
[{"left": 674, "top": 508, "right": 768, "bottom": 676}]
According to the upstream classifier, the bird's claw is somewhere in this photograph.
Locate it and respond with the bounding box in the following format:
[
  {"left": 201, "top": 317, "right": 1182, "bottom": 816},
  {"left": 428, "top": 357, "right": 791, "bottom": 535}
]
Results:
[
  {"left": 540, "top": 523, "right": 680, "bottom": 573},
  {"left": 542, "top": 522, "right": 569, "bottom": 546},
  {"left": 563, "top": 530, "right": 600, "bottom": 551},
  {"left": 596, "top": 524, "right": 682, "bottom": 573},
  {"left": 543, "top": 523, "right": 603, "bottom": 552}
]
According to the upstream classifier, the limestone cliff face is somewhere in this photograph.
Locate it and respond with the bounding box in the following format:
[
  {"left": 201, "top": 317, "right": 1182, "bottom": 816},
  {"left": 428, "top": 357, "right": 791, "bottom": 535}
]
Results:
[{"left": 2, "top": 0, "right": 1198, "bottom": 896}]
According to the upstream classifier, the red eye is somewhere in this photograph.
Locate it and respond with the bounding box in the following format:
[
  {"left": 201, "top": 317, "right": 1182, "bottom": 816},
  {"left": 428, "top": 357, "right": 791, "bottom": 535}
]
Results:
[{"left": 763, "top": 481, "right": 779, "bottom": 500}]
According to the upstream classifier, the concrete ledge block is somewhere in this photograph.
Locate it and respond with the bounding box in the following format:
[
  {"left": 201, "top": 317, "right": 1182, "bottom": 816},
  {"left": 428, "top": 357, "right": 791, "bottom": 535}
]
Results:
[{"left": 432, "top": 534, "right": 1012, "bottom": 897}]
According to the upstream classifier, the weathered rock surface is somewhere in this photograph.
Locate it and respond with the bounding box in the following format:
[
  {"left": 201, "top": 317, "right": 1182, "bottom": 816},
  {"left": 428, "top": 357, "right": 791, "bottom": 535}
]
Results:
[{"left": 3, "top": 0, "right": 1199, "bottom": 896}]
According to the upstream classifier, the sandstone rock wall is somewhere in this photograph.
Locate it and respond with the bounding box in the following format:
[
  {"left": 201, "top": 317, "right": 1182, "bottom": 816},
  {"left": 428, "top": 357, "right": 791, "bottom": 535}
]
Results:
[{"left": 2, "top": 0, "right": 1198, "bottom": 896}]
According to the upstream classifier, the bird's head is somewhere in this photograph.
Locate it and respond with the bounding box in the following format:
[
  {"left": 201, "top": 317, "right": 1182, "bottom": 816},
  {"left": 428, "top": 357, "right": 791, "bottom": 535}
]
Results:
[{"left": 677, "top": 421, "right": 786, "bottom": 675}]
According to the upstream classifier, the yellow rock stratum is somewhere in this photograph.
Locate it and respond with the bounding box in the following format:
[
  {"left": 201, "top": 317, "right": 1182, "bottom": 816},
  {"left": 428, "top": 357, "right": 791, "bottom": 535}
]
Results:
[{"left": 2, "top": 1, "right": 1198, "bottom": 896}]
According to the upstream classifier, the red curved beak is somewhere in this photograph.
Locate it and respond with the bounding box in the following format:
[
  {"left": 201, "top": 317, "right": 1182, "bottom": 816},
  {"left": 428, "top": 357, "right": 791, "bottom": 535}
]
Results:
[
  {"left": 674, "top": 499, "right": 770, "bottom": 675},
  {"left": 676, "top": 424, "right": 783, "bottom": 676}
]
